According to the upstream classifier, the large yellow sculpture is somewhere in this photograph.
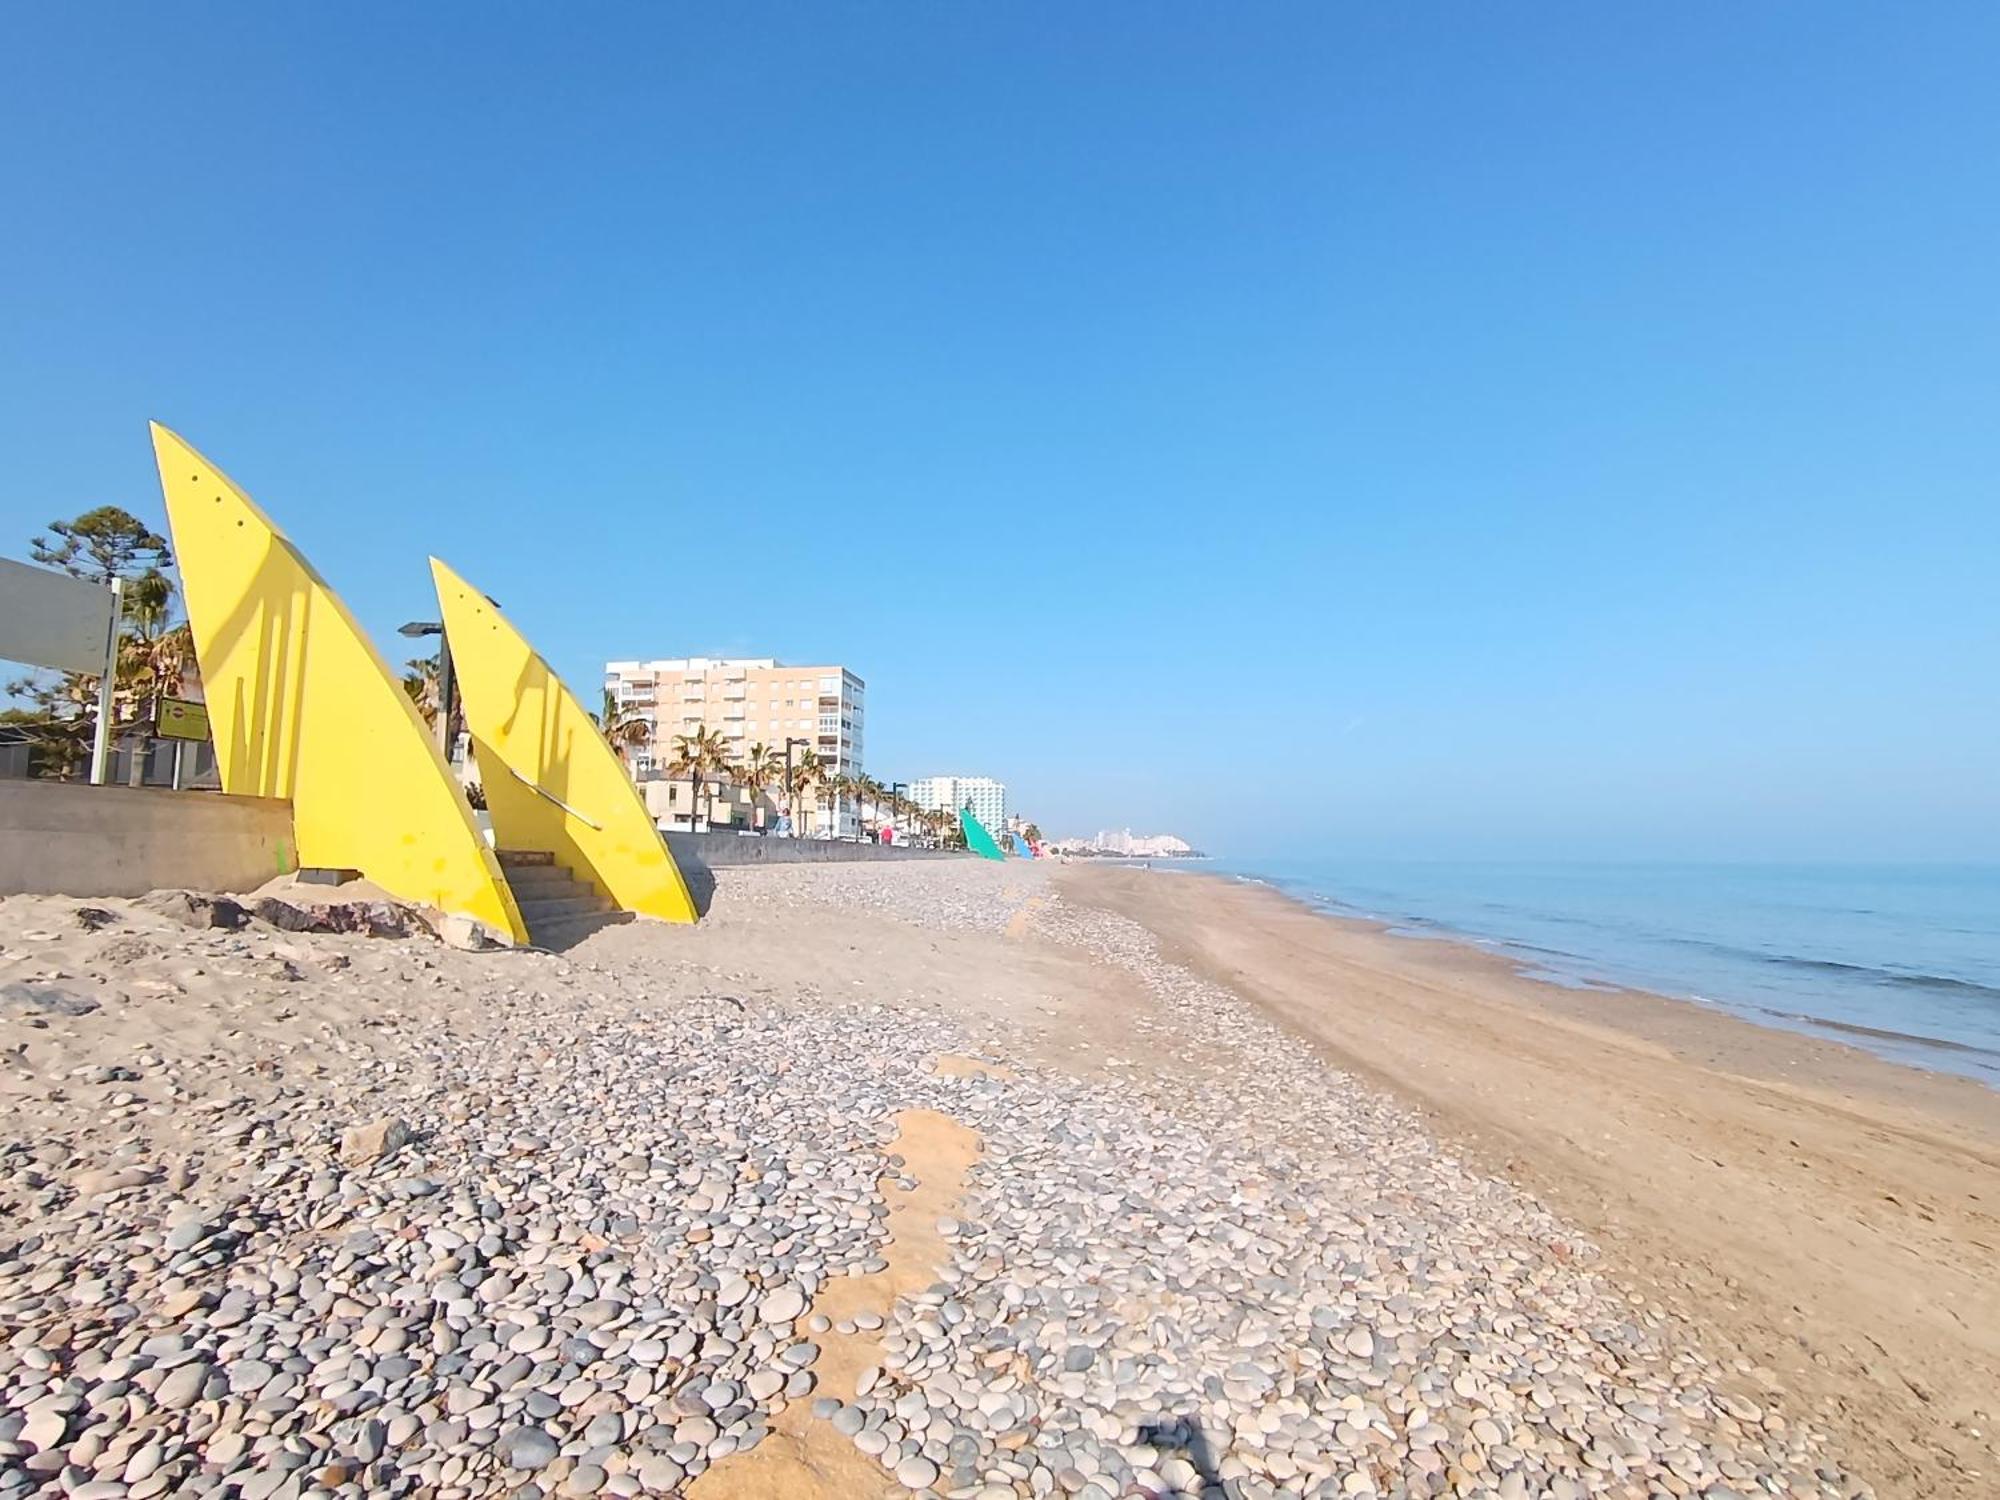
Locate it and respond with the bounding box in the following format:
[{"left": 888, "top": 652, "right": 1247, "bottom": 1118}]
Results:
[
  {"left": 430, "top": 557, "right": 699, "bottom": 924},
  {"left": 149, "top": 424, "right": 527, "bottom": 944}
]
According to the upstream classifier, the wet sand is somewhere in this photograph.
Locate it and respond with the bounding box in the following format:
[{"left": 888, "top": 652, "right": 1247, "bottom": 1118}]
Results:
[{"left": 1057, "top": 864, "right": 2000, "bottom": 1500}]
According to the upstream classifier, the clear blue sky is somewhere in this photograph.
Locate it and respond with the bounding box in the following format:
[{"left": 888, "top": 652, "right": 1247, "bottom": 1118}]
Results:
[{"left": 3, "top": 4, "right": 1995, "bottom": 859}]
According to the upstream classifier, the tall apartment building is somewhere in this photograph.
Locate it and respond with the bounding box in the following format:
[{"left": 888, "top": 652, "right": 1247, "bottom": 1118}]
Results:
[
  {"left": 603, "top": 656, "right": 865, "bottom": 834},
  {"left": 909, "top": 775, "right": 1007, "bottom": 834}
]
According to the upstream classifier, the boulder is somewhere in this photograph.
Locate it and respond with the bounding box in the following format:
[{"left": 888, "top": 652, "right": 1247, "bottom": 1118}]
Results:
[
  {"left": 250, "top": 897, "right": 325, "bottom": 932},
  {"left": 434, "top": 913, "right": 505, "bottom": 951},
  {"left": 250, "top": 897, "right": 426, "bottom": 939},
  {"left": 335, "top": 901, "right": 426, "bottom": 939},
  {"left": 137, "top": 890, "right": 250, "bottom": 930}
]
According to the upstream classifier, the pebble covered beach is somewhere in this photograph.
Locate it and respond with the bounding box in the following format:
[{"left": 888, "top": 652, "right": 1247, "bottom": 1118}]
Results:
[{"left": 0, "top": 862, "right": 1864, "bottom": 1499}]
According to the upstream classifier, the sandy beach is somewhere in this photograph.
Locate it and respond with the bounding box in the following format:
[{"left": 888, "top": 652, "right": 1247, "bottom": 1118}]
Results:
[
  {"left": 0, "top": 859, "right": 1988, "bottom": 1498},
  {"left": 1059, "top": 865, "right": 2000, "bottom": 1500}
]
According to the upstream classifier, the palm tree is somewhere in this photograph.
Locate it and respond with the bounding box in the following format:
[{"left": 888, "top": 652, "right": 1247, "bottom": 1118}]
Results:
[
  {"left": 401, "top": 654, "right": 471, "bottom": 761},
  {"left": 595, "top": 688, "right": 653, "bottom": 771},
  {"left": 668, "top": 725, "right": 731, "bottom": 832},
  {"left": 856, "top": 774, "right": 889, "bottom": 839},
  {"left": 118, "top": 568, "right": 196, "bottom": 712},
  {"left": 402, "top": 657, "right": 444, "bottom": 728},
  {"left": 113, "top": 618, "right": 195, "bottom": 783},
  {"left": 788, "top": 748, "right": 823, "bottom": 835},
  {"left": 698, "top": 728, "right": 733, "bottom": 827},
  {"left": 738, "top": 742, "right": 780, "bottom": 827},
  {"left": 119, "top": 619, "right": 195, "bottom": 724}
]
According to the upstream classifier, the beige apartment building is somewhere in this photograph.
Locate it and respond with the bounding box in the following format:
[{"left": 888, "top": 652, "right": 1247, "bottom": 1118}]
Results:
[
  {"left": 638, "top": 778, "right": 776, "bottom": 835},
  {"left": 603, "top": 656, "right": 865, "bottom": 835}
]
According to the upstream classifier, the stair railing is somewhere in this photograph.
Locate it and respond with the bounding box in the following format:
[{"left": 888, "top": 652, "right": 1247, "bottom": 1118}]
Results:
[{"left": 503, "top": 764, "right": 604, "bottom": 832}]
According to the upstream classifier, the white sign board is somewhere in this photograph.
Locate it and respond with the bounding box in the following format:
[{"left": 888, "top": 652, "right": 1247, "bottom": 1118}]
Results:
[{"left": 0, "top": 558, "right": 118, "bottom": 674}]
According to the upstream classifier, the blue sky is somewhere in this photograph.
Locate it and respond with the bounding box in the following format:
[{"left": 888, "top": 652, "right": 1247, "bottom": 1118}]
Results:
[{"left": 3, "top": 4, "right": 1995, "bottom": 858}]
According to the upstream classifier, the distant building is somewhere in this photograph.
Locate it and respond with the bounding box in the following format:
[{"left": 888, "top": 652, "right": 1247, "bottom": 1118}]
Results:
[
  {"left": 1051, "top": 829, "right": 1197, "bottom": 857},
  {"left": 639, "top": 776, "right": 777, "bottom": 834},
  {"left": 603, "top": 656, "right": 865, "bottom": 834},
  {"left": 910, "top": 775, "right": 1007, "bottom": 833}
]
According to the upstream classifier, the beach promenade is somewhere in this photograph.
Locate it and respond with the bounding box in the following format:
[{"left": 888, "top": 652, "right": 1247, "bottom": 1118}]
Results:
[{"left": 0, "top": 861, "right": 1986, "bottom": 1498}]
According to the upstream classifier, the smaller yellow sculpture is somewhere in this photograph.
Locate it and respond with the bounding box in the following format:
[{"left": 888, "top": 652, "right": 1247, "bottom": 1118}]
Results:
[
  {"left": 150, "top": 425, "right": 527, "bottom": 943},
  {"left": 431, "top": 558, "right": 699, "bottom": 924}
]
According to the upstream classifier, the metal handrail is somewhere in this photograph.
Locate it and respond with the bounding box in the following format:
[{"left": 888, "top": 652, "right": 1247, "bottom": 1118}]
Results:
[{"left": 505, "top": 764, "right": 603, "bottom": 831}]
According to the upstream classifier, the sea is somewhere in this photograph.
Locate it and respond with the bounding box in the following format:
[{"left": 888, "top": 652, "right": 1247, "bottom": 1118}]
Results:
[{"left": 1200, "top": 858, "right": 2000, "bottom": 1086}]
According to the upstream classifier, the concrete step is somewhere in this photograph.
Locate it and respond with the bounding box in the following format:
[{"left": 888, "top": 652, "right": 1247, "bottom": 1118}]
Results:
[
  {"left": 505, "top": 864, "right": 596, "bottom": 897},
  {"left": 516, "top": 893, "right": 615, "bottom": 924},
  {"left": 495, "top": 849, "right": 556, "bottom": 868},
  {"left": 497, "top": 849, "right": 623, "bottom": 944}
]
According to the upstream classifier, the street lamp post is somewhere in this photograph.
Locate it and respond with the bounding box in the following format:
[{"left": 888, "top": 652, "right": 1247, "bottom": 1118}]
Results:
[
  {"left": 397, "top": 620, "right": 452, "bottom": 758},
  {"left": 890, "top": 781, "right": 907, "bottom": 845}
]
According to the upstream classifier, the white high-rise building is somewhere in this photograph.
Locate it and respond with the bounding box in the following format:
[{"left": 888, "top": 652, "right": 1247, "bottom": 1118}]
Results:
[{"left": 910, "top": 775, "right": 1007, "bottom": 833}]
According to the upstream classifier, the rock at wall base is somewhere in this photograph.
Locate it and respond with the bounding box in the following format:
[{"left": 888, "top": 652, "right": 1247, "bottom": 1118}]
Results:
[
  {"left": 432, "top": 913, "right": 508, "bottom": 951},
  {"left": 137, "top": 889, "right": 251, "bottom": 930},
  {"left": 251, "top": 897, "right": 426, "bottom": 939}
]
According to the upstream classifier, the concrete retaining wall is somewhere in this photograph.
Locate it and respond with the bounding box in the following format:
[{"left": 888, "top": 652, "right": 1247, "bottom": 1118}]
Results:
[
  {"left": 665, "top": 832, "right": 968, "bottom": 869},
  {"left": 0, "top": 780, "right": 295, "bottom": 898}
]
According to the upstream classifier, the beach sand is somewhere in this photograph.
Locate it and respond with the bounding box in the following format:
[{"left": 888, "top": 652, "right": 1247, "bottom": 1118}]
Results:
[
  {"left": 0, "top": 860, "right": 1991, "bottom": 1497},
  {"left": 1058, "top": 863, "right": 2000, "bottom": 1499}
]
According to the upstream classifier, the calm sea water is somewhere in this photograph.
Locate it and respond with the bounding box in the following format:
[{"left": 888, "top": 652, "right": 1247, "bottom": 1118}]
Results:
[{"left": 1203, "top": 859, "right": 2000, "bottom": 1085}]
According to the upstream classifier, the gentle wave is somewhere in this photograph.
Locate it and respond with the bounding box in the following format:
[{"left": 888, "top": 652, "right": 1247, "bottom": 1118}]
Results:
[
  {"left": 1754, "top": 1009, "right": 2000, "bottom": 1059},
  {"left": 1307, "top": 883, "right": 2000, "bottom": 1005},
  {"left": 1209, "top": 859, "right": 2000, "bottom": 1086},
  {"left": 1676, "top": 944, "right": 2000, "bottom": 1004}
]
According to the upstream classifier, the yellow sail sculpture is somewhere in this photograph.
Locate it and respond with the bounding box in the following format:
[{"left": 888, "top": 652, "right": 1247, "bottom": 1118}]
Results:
[
  {"left": 149, "top": 424, "right": 527, "bottom": 944},
  {"left": 430, "top": 557, "right": 698, "bottom": 924}
]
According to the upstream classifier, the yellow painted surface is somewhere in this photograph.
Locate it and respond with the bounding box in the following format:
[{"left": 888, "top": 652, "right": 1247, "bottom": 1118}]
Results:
[
  {"left": 149, "top": 424, "right": 526, "bottom": 944},
  {"left": 429, "top": 557, "right": 698, "bottom": 924}
]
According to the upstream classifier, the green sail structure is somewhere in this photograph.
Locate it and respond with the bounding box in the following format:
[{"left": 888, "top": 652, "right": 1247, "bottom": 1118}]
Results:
[{"left": 960, "top": 806, "right": 1007, "bottom": 860}]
